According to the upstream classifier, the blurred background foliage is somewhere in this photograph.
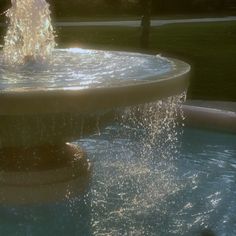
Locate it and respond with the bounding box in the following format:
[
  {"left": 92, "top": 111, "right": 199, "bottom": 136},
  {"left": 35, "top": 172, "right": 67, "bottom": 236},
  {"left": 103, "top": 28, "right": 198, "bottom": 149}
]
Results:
[{"left": 0, "top": 0, "right": 236, "bottom": 19}]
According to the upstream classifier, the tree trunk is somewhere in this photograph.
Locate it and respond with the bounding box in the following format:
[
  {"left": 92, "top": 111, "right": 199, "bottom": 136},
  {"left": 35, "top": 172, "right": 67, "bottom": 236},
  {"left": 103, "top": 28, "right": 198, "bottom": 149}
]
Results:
[{"left": 140, "top": 0, "right": 152, "bottom": 50}]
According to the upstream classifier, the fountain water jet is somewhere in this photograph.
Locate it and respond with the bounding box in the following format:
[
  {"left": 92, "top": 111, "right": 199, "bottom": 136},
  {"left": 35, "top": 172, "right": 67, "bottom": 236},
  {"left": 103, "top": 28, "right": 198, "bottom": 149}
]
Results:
[
  {"left": 0, "top": 0, "right": 190, "bottom": 204},
  {"left": 3, "top": 0, "right": 55, "bottom": 65}
]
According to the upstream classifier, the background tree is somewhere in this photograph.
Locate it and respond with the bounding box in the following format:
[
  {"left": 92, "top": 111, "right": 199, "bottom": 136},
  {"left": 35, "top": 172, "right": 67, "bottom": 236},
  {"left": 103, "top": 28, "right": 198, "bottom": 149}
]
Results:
[{"left": 140, "top": 0, "right": 152, "bottom": 49}]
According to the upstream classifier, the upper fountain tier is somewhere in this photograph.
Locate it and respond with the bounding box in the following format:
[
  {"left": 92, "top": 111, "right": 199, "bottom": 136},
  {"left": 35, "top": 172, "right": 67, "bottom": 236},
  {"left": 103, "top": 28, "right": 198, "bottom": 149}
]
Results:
[
  {"left": 0, "top": 0, "right": 189, "bottom": 116},
  {"left": 0, "top": 0, "right": 190, "bottom": 149},
  {"left": 0, "top": 48, "right": 190, "bottom": 115}
]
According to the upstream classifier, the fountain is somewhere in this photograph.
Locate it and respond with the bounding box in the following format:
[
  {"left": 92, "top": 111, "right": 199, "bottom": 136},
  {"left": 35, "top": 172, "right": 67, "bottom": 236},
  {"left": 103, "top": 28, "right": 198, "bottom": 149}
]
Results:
[
  {"left": 1, "top": 1, "right": 236, "bottom": 236},
  {"left": 0, "top": 0, "right": 190, "bottom": 202},
  {"left": 0, "top": 0, "right": 198, "bottom": 232}
]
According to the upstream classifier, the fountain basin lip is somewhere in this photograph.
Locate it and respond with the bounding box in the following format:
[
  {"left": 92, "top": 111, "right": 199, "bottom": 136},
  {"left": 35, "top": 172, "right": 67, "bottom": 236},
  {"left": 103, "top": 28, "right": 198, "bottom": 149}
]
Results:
[
  {"left": 0, "top": 53, "right": 190, "bottom": 115},
  {"left": 183, "top": 100, "right": 236, "bottom": 134}
]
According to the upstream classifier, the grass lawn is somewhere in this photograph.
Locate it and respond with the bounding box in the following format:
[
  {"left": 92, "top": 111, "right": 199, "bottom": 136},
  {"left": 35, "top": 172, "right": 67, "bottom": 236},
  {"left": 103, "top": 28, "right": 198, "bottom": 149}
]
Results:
[
  {"left": 149, "top": 22, "right": 236, "bottom": 101},
  {"left": 1, "top": 21, "right": 236, "bottom": 101}
]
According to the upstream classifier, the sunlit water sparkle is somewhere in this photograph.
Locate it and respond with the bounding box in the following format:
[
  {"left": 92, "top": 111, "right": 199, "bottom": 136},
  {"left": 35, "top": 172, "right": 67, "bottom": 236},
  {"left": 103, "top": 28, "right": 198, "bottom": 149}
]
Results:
[
  {"left": 0, "top": 49, "right": 172, "bottom": 92},
  {"left": 1, "top": 1, "right": 233, "bottom": 236},
  {"left": 1, "top": 97, "right": 236, "bottom": 235}
]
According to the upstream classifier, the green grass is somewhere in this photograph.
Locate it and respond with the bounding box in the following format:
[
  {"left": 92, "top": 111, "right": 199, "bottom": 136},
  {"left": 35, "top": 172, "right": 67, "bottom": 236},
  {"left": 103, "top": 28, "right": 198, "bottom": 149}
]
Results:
[
  {"left": 149, "top": 22, "right": 236, "bottom": 101},
  {"left": 1, "top": 21, "right": 236, "bottom": 101}
]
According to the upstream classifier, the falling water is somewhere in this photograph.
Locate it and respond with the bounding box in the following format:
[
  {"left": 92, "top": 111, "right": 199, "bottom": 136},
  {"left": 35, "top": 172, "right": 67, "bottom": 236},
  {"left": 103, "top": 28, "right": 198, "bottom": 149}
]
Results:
[
  {"left": 3, "top": 0, "right": 55, "bottom": 65},
  {"left": 77, "top": 92, "right": 188, "bottom": 235}
]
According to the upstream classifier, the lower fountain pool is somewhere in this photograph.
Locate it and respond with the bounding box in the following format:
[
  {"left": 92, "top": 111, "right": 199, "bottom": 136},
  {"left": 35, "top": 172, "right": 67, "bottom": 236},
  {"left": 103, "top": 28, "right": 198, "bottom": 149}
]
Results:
[{"left": 0, "top": 121, "right": 235, "bottom": 236}]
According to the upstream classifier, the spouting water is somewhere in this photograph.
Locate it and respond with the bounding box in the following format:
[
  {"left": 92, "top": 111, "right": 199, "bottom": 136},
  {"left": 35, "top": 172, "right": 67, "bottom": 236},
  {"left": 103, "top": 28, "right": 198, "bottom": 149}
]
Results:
[{"left": 3, "top": 0, "right": 55, "bottom": 65}]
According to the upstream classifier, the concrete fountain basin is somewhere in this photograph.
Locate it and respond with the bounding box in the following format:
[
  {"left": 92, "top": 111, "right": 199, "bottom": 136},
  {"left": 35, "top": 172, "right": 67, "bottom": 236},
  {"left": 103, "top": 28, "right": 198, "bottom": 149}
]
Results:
[
  {"left": 0, "top": 49, "right": 190, "bottom": 204},
  {"left": 0, "top": 49, "right": 190, "bottom": 148}
]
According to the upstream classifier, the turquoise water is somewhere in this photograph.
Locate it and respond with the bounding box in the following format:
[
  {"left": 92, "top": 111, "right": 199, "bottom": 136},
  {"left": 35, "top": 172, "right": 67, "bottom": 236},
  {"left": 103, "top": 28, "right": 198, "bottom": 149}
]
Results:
[{"left": 0, "top": 125, "right": 235, "bottom": 236}]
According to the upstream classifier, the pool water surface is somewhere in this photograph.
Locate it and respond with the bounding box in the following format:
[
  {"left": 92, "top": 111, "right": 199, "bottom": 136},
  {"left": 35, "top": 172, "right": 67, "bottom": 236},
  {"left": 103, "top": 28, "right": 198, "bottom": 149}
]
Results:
[{"left": 0, "top": 124, "right": 235, "bottom": 236}]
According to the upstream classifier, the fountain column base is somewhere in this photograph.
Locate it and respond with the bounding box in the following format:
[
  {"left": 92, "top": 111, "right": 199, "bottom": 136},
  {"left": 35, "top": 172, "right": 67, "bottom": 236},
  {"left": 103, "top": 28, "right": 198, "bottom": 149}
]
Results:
[{"left": 0, "top": 143, "right": 91, "bottom": 205}]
